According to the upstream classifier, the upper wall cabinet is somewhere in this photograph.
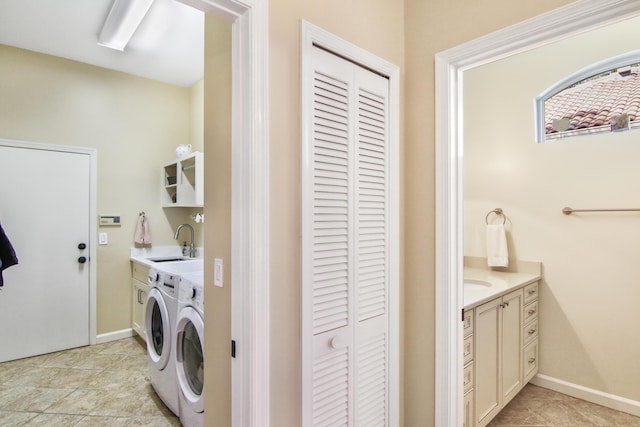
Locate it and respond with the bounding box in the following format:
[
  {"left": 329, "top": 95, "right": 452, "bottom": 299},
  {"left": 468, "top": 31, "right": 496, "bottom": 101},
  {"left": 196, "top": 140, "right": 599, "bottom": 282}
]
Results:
[{"left": 162, "top": 151, "right": 204, "bottom": 208}]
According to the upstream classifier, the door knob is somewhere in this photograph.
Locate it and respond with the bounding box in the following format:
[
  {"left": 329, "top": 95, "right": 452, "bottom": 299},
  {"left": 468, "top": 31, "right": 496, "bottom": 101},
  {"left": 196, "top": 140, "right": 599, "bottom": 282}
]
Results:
[
  {"left": 78, "top": 243, "right": 87, "bottom": 250},
  {"left": 330, "top": 335, "right": 349, "bottom": 349},
  {"left": 78, "top": 256, "right": 87, "bottom": 264}
]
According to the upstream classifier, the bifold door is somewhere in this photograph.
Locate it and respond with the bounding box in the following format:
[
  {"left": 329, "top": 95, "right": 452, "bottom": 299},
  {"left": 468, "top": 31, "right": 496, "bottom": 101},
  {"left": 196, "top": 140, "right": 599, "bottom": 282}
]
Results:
[{"left": 302, "top": 45, "right": 396, "bottom": 427}]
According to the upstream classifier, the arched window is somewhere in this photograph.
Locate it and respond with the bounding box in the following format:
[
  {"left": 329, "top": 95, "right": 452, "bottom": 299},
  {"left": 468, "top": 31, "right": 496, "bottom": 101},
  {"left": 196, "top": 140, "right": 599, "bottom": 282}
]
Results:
[{"left": 535, "top": 50, "right": 640, "bottom": 142}]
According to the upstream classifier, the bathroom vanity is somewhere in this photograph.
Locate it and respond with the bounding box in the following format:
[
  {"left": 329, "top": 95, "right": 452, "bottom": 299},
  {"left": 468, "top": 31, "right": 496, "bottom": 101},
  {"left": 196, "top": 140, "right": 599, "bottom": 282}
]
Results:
[{"left": 463, "top": 258, "right": 541, "bottom": 427}]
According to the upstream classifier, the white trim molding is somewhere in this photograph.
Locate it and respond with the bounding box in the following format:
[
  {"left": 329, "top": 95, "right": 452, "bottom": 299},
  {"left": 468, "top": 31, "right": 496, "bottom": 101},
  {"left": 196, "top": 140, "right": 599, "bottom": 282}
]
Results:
[
  {"left": 179, "top": 1, "right": 270, "bottom": 426},
  {"left": 96, "top": 328, "right": 134, "bottom": 344},
  {"left": 434, "top": 1, "right": 640, "bottom": 425},
  {"left": 532, "top": 374, "right": 640, "bottom": 418},
  {"left": 301, "top": 21, "right": 401, "bottom": 426}
]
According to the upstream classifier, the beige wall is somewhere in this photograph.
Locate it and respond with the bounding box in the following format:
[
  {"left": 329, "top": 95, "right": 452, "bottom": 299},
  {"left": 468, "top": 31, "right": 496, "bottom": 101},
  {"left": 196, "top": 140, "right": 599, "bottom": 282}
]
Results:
[
  {"left": 201, "top": 14, "right": 232, "bottom": 427},
  {"left": 269, "top": 1, "right": 404, "bottom": 425},
  {"left": 464, "top": 16, "right": 640, "bottom": 401},
  {"left": 0, "top": 44, "right": 201, "bottom": 335},
  {"left": 403, "top": 0, "right": 575, "bottom": 424}
]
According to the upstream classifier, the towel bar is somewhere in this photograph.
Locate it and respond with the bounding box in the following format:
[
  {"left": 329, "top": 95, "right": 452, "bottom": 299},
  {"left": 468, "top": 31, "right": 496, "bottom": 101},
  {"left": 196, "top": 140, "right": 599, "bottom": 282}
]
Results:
[
  {"left": 485, "top": 208, "right": 506, "bottom": 225},
  {"left": 562, "top": 207, "right": 640, "bottom": 215}
]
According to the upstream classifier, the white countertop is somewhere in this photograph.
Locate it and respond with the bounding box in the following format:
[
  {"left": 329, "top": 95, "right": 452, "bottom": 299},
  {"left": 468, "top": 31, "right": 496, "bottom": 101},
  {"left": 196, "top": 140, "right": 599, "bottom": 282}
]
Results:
[
  {"left": 463, "top": 267, "right": 541, "bottom": 309},
  {"left": 130, "top": 246, "right": 204, "bottom": 277}
]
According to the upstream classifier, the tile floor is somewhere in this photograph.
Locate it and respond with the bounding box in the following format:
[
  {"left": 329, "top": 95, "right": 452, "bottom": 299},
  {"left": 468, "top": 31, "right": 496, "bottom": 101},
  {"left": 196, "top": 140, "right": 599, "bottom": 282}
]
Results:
[
  {"left": 0, "top": 337, "right": 180, "bottom": 426},
  {"left": 489, "top": 384, "right": 640, "bottom": 426},
  {"left": 3, "top": 340, "right": 640, "bottom": 427}
]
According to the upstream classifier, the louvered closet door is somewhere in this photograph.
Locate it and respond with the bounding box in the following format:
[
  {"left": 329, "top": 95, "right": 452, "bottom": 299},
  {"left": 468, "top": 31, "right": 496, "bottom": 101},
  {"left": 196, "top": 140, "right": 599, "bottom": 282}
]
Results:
[{"left": 303, "top": 46, "right": 392, "bottom": 427}]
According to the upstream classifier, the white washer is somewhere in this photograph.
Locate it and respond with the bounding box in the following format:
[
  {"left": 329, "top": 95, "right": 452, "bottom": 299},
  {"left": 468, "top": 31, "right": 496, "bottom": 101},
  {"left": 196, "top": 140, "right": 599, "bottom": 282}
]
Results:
[
  {"left": 145, "top": 269, "right": 180, "bottom": 416},
  {"left": 176, "top": 272, "right": 204, "bottom": 427}
]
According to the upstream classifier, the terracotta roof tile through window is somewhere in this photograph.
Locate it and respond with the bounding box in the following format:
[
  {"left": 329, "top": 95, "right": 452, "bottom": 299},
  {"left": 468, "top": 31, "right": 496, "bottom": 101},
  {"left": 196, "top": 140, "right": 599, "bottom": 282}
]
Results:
[{"left": 546, "top": 67, "right": 640, "bottom": 135}]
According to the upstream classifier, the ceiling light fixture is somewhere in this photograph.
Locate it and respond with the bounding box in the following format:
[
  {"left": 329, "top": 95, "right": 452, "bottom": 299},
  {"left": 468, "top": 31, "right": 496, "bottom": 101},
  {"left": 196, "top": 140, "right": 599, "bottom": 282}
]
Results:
[{"left": 98, "top": 0, "right": 155, "bottom": 51}]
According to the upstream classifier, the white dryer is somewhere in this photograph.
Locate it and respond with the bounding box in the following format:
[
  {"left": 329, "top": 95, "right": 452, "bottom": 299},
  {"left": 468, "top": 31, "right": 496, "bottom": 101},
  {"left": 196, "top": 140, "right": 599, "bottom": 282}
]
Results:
[
  {"left": 176, "top": 272, "right": 204, "bottom": 427},
  {"left": 145, "top": 269, "right": 180, "bottom": 416}
]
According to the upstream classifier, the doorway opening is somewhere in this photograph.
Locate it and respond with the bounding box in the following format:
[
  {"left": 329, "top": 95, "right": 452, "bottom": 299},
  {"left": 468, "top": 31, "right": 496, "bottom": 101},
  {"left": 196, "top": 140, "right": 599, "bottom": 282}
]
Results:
[
  {"left": 177, "top": 1, "right": 269, "bottom": 425},
  {"left": 434, "top": 1, "right": 640, "bottom": 425}
]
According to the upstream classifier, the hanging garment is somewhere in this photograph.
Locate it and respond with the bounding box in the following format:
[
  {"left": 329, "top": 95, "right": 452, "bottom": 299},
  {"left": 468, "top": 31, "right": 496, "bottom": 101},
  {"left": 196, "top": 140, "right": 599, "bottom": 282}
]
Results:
[{"left": 0, "top": 223, "right": 19, "bottom": 287}]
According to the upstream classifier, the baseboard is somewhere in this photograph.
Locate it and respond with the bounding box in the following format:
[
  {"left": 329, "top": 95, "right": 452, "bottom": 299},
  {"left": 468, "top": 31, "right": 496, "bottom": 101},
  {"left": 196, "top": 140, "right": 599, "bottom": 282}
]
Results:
[
  {"left": 95, "top": 328, "right": 134, "bottom": 344},
  {"left": 531, "top": 374, "right": 640, "bottom": 417}
]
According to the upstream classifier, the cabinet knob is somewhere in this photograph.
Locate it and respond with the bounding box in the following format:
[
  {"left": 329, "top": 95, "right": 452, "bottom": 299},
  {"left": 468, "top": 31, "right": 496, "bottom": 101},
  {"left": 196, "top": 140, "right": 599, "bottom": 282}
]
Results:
[
  {"left": 528, "top": 357, "right": 536, "bottom": 364},
  {"left": 528, "top": 289, "right": 536, "bottom": 295},
  {"left": 78, "top": 256, "right": 87, "bottom": 264},
  {"left": 528, "top": 328, "right": 536, "bottom": 335},
  {"left": 528, "top": 309, "right": 536, "bottom": 315},
  {"left": 78, "top": 243, "right": 87, "bottom": 250}
]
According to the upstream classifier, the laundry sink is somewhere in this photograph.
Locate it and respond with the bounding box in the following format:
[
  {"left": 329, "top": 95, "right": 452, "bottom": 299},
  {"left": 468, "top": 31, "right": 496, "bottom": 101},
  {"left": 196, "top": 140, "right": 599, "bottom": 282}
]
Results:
[
  {"left": 147, "top": 257, "right": 192, "bottom": 262},
  {"left": 147, "top": 257, "right": 204, "bottom": 274}
]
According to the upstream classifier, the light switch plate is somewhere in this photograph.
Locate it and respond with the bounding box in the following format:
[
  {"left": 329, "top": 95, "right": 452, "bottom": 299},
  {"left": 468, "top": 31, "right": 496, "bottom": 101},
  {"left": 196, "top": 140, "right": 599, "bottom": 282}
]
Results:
[
  {"left": 99, "top": 233, "right": 108, "bottom": 245},
  {"left": 214, "top": 258, "right": 223, "bottom": 287}
]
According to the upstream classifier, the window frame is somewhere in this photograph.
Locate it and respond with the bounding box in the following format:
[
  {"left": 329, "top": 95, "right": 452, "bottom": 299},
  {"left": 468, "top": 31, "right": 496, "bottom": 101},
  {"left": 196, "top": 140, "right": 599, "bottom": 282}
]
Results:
[{"left": 534, "top": 49, "right": 640, "bottom": 142}]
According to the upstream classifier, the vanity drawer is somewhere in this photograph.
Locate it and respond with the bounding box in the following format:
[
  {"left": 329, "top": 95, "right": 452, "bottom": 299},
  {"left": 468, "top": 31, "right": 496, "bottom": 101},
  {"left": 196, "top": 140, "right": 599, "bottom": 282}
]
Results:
[
  {"left": 524, "top": 282, "right": 539, "bottom": 305},
  {"left": 463, "top": 389, "right": 475, "bottom": 427},
  {"left": 463, "top": 308, "right": 474, "bottom": 337},
  {"left": 132, "top": 262, "right": 150, "bottom": 283},
  {"left": 524, "top": 338, "right": 539, "bottom": 383},
  {"left": 524, "top": 318, "right": 538, "bottom": 345},
  {"left": 463, "top": 334, "right": 474, "bottom": 365},
  {"left": 463, "top": 362, "right": 474, "bottom": 394},
  {"left": 524, "top": 300, "right": 538, "bottom": 324}
]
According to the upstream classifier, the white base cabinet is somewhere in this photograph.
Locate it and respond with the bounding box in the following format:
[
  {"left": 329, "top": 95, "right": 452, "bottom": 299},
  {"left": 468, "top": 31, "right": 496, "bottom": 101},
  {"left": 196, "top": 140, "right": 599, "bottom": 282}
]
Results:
[
  {"left": 466, "top": 281, "right": 539, "bottom": 427},
  {"left": 131, "top": 262, "right": 150, "bottom": 342},
  {"left": 463, "top": 308, "right": 476, "bottom": 427}
]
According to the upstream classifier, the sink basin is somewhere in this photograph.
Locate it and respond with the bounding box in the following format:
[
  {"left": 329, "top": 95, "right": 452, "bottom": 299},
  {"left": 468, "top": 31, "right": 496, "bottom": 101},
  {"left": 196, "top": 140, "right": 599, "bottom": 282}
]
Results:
[
  {"left": 463, "top": 278, "right": 492, "bottom": 291},
  {"left": 152, "top": 258, "right": 204, "bottom": 274},
  {"left": 147, "top": 257, "right": 191, "bottom": 262}
]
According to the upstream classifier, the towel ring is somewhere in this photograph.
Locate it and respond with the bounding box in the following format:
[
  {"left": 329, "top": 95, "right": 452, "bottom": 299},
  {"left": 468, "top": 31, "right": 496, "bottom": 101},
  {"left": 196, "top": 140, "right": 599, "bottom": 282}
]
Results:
[{"left": 485, "top": 208, "right": 506, "bottom": 225}]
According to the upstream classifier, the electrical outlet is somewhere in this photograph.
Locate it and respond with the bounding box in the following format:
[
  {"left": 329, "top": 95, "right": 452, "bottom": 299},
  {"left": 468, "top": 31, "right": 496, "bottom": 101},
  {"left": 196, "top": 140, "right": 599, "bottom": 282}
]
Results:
[{"left": 214, "top": 258, "right": 223, "bottom": 287}]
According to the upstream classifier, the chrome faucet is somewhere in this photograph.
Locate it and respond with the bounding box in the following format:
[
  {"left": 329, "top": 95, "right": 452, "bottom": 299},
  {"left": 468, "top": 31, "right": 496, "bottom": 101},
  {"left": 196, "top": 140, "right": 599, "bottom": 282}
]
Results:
[{"left": 174, "top": 223, "right": 196, "bottom": 258}]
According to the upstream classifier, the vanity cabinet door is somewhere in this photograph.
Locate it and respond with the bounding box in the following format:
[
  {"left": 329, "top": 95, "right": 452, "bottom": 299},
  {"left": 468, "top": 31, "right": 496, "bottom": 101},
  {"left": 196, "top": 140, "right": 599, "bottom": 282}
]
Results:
[
  {"left": 463, "top": 389, "right": 475, "bottom": 427},
  {"left": 474, "top": 289, "right": 524, "bottom": 427},
  {"left": 501, "top": 290, "right": 523, "bottom": 406},
  {"left": 475, "top": 297, "right": 502, "bottom": 426}
]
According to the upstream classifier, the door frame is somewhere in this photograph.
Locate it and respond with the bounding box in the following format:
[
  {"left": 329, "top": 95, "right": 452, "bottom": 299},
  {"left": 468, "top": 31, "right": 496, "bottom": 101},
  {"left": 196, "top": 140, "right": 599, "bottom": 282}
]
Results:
[
  {"left": 434, "top": 0, "right": 640, "bottom": 425},
  {"left": 178, "top": 1, "right": 270, "bottom": 425},
  {"left": 0, "top": 138, "right": 98, "bottom": 346},
  {"left": 300, "top": 21, "right": 401, "bottom": 425}
]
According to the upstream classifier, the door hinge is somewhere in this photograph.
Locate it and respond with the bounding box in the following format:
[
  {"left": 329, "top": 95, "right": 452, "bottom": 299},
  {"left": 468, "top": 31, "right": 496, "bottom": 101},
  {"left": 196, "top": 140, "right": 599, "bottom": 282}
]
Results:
[{"left": 231, "top": 340, "right": 236, "bottom": 358}]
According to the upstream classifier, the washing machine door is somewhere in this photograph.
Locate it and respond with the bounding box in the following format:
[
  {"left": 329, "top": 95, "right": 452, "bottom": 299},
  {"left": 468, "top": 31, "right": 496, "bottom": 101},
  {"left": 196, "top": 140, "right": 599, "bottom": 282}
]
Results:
[
  {"left": 145, "top": 288, "right": 171, "bottom": 370},
  {"left": 176, "top": 306, "right": 204, "bottom": 413}
]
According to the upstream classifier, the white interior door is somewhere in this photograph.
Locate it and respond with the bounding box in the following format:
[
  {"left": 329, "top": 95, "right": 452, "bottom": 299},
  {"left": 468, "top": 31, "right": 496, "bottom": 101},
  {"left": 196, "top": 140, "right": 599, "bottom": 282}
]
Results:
[
  {"left": 0, "top": 143, "right": 92, "bottom": 362},
  {"left": 302, "top": 45, "right": 397, "bottom": 426}
]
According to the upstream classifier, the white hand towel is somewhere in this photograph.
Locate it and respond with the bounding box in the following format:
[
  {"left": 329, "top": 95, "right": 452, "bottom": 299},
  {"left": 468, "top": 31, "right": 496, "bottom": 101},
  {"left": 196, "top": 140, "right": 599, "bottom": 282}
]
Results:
[
  {"left": 486, "top": 224, "right": 508, "bottom": 267},
  {"left": 134, "top": 214, "right": 152, "bottom": 245}
]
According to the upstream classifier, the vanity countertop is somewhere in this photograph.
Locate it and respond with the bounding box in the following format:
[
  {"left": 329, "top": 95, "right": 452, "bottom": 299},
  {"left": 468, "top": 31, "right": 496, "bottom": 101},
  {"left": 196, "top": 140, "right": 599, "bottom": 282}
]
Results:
[{"left": 463, "top": 267, "right": 541, "bottom": 309}]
